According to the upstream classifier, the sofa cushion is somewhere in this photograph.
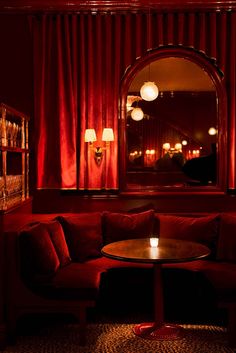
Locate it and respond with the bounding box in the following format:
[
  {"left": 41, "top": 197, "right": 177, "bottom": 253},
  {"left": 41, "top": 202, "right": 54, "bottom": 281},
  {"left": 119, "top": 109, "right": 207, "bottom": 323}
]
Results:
[
  {"left": 20, "top": 222, "right": 60, "bottom": 280},
  {"left": 56, "top": 213, "right": 103, "bottom": 262},
  {"left": 200, "top": 261, "right": 236, "bottom": 293},
  {"left": 86, "top": 256, "right": 153, "bottom": 271},
  {"left": 217, "top": 214, "right": 236, "bottom": 262},
  {"left": 43, "top": 220, "right": 71, "bottom": 267},
  {"left": 29, "top": 262, "right": 101, "bottom": 300},
  {"left": 164, "top": 260, "right": 236, "bottom": 297},
  {"left": 50, "top": 262, "right": 101, "bottom": 299},
  {"left": 156, "top": 214, "right": 219, "bottom": 251},
  {"left": 103, "top": 210, "right": 155, "bottom": 244}
]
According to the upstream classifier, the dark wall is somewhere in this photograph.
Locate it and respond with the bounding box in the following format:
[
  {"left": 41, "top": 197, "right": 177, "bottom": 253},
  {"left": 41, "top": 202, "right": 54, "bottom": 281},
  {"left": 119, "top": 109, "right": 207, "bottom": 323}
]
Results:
[
  {"left": 0, "top": 14, "right": 35, "bottom": 190},
  {"left": 0, "top": 15, "right": 33, "bottom": 116}
]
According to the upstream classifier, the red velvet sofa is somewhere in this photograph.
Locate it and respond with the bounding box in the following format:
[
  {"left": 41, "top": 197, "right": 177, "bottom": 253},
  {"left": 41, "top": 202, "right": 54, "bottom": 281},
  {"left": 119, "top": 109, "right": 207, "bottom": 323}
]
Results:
[{"left": 5, "top": 210, "right": 236, "bottom": 345}]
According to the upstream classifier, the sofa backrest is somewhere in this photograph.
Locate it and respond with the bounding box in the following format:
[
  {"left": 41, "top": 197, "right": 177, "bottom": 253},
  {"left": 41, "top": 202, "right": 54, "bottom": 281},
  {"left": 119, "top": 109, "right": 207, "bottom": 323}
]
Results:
[{"left": 16, "top": 210, "right": 236, "bottom": 286}]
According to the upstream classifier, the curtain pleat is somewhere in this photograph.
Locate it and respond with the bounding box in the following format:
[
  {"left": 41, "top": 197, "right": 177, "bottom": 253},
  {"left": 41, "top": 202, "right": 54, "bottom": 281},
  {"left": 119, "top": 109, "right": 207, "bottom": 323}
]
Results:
[
  {"left": 228, "top": 13, "right": 236, "bottom": 189},
  {"left": 32, "top": 10, "right": 236, "bottom": 190}
]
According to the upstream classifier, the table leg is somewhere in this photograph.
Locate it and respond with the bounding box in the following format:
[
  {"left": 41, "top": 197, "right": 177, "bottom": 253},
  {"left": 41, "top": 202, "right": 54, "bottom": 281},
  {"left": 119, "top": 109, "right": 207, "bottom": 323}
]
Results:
[{"left": 133, "top": 264, "right": 184, "bottom": 340}]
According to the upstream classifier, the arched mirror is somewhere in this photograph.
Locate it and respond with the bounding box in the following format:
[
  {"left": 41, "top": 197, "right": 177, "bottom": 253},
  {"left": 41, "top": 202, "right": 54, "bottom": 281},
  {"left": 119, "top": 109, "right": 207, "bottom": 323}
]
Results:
[{"left": 120, "top": 47, "right": 227, "bottom": 192}]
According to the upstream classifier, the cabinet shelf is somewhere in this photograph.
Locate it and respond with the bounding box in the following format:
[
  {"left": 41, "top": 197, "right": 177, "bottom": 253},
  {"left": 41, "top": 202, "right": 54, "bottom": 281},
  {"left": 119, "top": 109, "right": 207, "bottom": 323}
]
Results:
[
  {"left": 0, "top": 103, "right": 30, "bottom": 211},
  {"left": 0, "top": 146, "right": 29, "bottom": 153}
]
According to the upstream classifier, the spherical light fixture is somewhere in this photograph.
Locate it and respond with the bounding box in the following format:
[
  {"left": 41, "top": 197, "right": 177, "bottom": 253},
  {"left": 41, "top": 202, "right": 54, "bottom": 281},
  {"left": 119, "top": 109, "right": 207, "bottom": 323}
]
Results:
[
  {"left": 175, "top": 143, "right": 182, "bottom": 151},
  {"left": 182, "top": 140, "right": 188, "bottom": 146},
  {"left": 140, "top": 81, "right": 159, "bottom": 101},
  {"left": 131, "top": 107, "right": 144, "bottom": 121},
  {"left": 162, "top": 143, "right": 170, "bottom": 151},
  {"left": 208, "top": 127, "right": 217, "bottom": 136}
]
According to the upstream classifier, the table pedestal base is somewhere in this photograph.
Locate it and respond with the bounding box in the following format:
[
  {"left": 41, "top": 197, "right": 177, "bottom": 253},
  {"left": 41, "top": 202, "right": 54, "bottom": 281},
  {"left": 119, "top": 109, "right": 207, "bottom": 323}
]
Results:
[{"left": 133, "top": 322, "right": 184, "bottom": 340}]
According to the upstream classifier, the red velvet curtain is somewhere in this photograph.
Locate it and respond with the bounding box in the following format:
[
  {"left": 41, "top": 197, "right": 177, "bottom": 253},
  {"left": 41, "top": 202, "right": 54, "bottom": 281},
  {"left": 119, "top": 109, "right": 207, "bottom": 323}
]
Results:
[
  {"left": 32, "top": 15, "right": 78, "bottom": 189},
  {"left": 31, "top": 10, "right": 236, "bottom": 190}
]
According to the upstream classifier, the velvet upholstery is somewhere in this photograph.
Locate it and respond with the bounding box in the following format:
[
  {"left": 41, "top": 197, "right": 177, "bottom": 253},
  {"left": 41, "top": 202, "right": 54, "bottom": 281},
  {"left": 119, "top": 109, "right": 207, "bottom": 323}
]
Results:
[
  {"left": 17, "top": 212, "right": 236, "bottom": 318},
  {"left": 43, "top": 220, "right": 71, "bottom": 267},
  {"left": 56, "top": 213, "right": 103, "bottom": 262},
  {"left": 217, "top": 213, "right": 236, "bottom": 262},
  {"left": 85, "top": 256, "right": 153, "bottom": 271},
  {"left": 48, "top": 262, "right": 101, "bottom": 299},
  {"left": 164, "top": 260, "right": 236, "bottom": 294},
  {"left": 103, "top": 210, "right": 155, "bottom": 244},
  {"left": 156, "top": 214, "right": 219, "bottom": 251},
  {"left": 19, "top": 222, "right": 60, "bottom": 281}
]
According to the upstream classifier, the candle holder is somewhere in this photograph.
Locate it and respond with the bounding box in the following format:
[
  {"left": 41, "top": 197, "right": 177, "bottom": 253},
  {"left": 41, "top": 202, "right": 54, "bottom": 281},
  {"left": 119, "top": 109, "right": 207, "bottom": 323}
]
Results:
[{"left": 150, "top": 237, "right": 159, "bottom": 248}]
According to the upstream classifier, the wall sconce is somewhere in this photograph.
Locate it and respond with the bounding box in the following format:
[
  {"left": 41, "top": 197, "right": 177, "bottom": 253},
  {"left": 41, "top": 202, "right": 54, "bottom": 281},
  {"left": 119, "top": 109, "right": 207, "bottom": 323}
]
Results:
[{"left": 85, "top": 128, "right": 114, "bottom": 165}]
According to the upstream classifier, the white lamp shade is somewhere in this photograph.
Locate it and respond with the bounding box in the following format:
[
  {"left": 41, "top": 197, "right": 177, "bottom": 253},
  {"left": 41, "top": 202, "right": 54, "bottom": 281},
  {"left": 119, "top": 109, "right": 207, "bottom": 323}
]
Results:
[
  {"left": 102, "top": 128, "right": 114, "bottom": 142},
  {"left": 140, "top": 81, "right": 159, "bottom": 101},
  {"left": 85, "top": 129, "right": 97, "bottom": 142},
  {"left": 131, "top": 107, "right": 144, "bottom": 121}
]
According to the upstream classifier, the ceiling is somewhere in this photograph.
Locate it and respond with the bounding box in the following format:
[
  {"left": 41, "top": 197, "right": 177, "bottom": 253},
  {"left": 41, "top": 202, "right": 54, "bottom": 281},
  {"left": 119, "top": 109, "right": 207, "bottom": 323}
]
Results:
[{"left": 129, "top": 57, "right": 216, "bottom": 93}]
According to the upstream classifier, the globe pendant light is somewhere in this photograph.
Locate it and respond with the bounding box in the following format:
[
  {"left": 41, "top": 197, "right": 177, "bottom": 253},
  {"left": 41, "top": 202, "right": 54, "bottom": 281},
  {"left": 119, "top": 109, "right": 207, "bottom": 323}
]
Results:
[
  {"left": 131, "top": 107, "right": 144, "bottom": 121},
  {"left": 140, "top": 11, "right": 159, "bottom": 102},
  {"left": 140, "top": 81, "right": 159, "bottom": 101}
]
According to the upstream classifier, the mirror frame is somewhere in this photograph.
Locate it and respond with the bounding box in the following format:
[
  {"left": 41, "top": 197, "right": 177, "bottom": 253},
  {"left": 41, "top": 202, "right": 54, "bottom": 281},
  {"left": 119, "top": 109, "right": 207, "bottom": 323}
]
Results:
[{"left": 119, "top": 46, "right": 227, "bottom": 193}]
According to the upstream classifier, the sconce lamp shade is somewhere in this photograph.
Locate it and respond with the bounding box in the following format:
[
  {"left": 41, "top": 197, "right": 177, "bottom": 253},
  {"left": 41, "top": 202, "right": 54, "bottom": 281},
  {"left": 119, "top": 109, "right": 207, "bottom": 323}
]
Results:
[
  {"left": 102, "top": 128, "right": 114, "bottom": 142},
  {"left": 140, "top": 81, "right": 159, "bottom": 101},
  {"left": 131, "top": 107, "right": 144, "bottom": 121},
  {"left": 85, "top": 129, "right": 97, "bottom": 143}
]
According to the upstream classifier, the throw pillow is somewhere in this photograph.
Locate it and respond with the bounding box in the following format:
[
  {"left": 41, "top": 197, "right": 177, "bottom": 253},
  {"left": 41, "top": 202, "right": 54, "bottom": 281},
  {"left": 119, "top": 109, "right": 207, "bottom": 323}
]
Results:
[
  {"left": 56, "top": 212, "right": 103, "bottom": 262},
  {"left": 20, "top": 222, "right": 60, "bottom": 279},
  {"left": 44, "top": 220, "right": 71, "bottom": 267},
  {"left": 217, "top": 214, "right": 236, "bottom": 262},
  {"left": 156, "top": 214, "right": 219, "bottom": 250},
  {"left": 103, "top": 210, "right": 155, "bottom": 244}
]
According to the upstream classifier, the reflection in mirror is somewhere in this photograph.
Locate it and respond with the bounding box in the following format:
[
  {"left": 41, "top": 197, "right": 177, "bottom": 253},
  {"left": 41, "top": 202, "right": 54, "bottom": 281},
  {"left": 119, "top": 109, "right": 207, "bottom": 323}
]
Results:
[{"left": 126, "top": 57, "right": 217, "bottom": 190}]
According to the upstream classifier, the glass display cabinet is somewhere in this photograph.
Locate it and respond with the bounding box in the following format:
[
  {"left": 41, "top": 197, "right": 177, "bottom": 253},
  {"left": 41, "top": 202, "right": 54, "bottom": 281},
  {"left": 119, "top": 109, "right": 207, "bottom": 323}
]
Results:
[{"left": 0, "top": 103, "right": 29, "bottom": 211}]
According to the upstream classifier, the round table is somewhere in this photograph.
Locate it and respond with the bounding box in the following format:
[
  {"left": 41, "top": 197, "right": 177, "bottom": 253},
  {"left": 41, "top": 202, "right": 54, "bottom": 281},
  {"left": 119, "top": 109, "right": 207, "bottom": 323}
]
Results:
[{"left": 101, "top": 237, "right": 210, "bottom": 340}]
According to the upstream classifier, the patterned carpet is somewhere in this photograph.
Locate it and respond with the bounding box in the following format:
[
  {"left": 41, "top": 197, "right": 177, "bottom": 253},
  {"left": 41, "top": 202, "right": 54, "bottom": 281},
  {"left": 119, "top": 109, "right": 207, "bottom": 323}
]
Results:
[{"left": 3, "top": 322, "right": 235, "bottom": 353}]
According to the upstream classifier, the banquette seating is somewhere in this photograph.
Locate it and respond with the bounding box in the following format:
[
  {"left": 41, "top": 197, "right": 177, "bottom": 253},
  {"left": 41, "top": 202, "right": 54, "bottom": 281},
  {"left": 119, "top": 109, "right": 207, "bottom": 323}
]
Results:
[{"left": 5, "top": 209, "right": 236, "bottom": 345}]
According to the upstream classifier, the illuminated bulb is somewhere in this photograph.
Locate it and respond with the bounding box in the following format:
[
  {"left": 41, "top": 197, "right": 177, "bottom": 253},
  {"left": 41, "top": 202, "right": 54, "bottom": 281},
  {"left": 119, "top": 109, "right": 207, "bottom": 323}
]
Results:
[
  {"left": 131, "top": 107, "right": 144, "bottom": 121},
  {"left": 163, "top": 143, "right": 170, "bottom": 151},
  {"left": 208, "top": 127, "right": 217, "bottom": 136},
  {"left": 175, "top": 143, "right": 182, "bottom": 151},
  {"left": 140, "top": 82, "right": 159, "bottom": 101},
  {"left": 182, "top": 140, "right": 188, "bottom": 146}
]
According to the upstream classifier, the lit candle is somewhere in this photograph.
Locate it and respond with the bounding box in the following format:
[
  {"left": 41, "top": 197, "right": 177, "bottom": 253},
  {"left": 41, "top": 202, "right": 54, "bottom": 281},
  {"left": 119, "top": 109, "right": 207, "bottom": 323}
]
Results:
[{"left": 150, "top": 237, "right": 159, "bottom": 248}]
